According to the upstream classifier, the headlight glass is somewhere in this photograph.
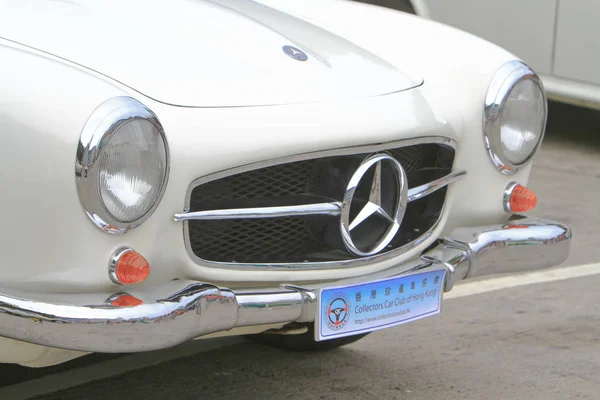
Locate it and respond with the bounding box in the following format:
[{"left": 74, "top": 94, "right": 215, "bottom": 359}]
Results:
[
  {"left": 484, "top": 60, "right": 547, "bottom": 174},
  {"left": 98, "top": 118, "right": 167, "bottom": 222},
  {"left": 500, "top": 79, "right": 545, "bottom": 164},
  {"left": 76, "top": 97, "right": 169, "bottom": 234}
]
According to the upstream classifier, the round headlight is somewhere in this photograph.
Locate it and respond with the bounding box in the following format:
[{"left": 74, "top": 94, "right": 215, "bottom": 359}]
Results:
[
  {"left": 76, "top": 97, "right": 169, "bottom": 234},
  {"left": 483, "top": 60, "right": 547, "bottom": 174}
]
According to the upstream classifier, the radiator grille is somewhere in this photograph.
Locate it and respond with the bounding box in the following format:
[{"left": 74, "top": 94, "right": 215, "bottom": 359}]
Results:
[{"left": 187, "top": 143, "right": 454, "bottom": 265}]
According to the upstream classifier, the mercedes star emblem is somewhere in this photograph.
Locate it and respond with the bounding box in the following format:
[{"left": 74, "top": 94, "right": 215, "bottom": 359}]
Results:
[
  {"left": 340, "top": 153, "right": 408, "bottom": 257},
  {"left": 282, "top": 45, "right": 308, "bottom": 61}
]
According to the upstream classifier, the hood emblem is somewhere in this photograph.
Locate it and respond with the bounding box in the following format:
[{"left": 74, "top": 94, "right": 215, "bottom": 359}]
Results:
[
  {"left": 340, "top": 154, "right": 408, "bottom": 257},
  {"left": 282, "top": 45, "right": 308, "bottom": 61}
]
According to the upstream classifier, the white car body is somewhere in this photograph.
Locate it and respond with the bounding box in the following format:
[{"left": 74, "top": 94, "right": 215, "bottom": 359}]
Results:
[
  {"left": 0, "top": 0, "right": 570, "bottom": 367},
  {"left": 364, "top": 0, "right": 600, "bottom": 110}
]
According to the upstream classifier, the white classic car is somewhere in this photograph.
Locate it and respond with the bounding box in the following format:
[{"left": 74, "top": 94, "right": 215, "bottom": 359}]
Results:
[{"left": 0, "top": 0, "right": 571, "bottom": 367}]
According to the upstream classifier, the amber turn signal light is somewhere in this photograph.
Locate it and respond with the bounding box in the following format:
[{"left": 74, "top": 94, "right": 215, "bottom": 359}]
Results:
[
  {"left": 504, "top": 183, "right": 537, "bottom": 213},
  {"left": 109, "top": 247, "right": 150, "bottom": 285}
]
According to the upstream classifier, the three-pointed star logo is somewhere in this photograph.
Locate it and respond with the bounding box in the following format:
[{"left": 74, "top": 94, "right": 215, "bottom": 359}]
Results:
[
  {"left": 348, "top": 161, "right": 394, "bottom": 231},
  {"left": 282, "top": 45, "right": 308, "bottom": 61}
]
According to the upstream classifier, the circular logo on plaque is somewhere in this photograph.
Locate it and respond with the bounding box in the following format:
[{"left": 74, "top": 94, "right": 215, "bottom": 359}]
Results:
[{"left": 326, "top": 296, "right": 350, "bottom": 330}]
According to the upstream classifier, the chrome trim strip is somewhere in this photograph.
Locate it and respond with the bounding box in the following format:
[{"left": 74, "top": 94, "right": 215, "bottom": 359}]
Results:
[
  {"left": 503, "top": 181, "right": 519, "bottom": 213},
  {"left": 483, "top": 60, "right": 547, "bottom": 175},
  {"left": 174, "top": 202, "right": 343, "bottom": 222},
  {"left": 406, "top": 169, "right": 466, "bottom": 202},
  {"left": 0, "top": 217, "right": 570, "bottom": 352},
  {"left": 181, "top": 137, "right": 457, "bottom": 270},
  {"left": 173, "top": 168, "right": 465, "bottom": 223}
]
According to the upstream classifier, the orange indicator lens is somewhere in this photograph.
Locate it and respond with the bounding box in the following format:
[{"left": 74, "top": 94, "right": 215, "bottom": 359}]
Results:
[
  {"left": 509, "top": 184, "right": 537, "bottom": 213},
  {"left": 115, "top": 250, "right": 150, "bottom": 285}
]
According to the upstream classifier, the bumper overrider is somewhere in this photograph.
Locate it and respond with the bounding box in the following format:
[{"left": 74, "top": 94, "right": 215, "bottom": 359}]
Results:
[{"left": 0, "top": 217, "right": 570, "bottom": 353}]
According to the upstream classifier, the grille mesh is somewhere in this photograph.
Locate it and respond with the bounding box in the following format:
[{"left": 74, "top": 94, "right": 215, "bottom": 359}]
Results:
[
  {"left": 190, "top": 161, "right": 313, "bottom": 207},
  {"left": 188, "top": 217, "right": 333, "bottom": 264},
  {"left": 187, "top": 143, "right": 454, "bottom": 265}
]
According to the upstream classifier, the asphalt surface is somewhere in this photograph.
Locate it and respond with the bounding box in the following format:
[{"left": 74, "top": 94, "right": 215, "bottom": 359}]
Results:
[{"left": 2, "top": 102, "right": 599, "bottom": 399}]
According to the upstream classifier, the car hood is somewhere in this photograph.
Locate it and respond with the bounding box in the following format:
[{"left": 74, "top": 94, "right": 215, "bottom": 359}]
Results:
[{"left": 0, "top": 0, "right": 422, "bottom": 107}]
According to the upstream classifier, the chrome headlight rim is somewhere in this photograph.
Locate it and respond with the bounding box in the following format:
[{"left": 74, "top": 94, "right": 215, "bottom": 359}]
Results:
[
  {"left": 76, "top": 96, "right": 170, "bottom": 234},
  {"left": 483, "top": 60, "right": 547, "bottom": 175}
]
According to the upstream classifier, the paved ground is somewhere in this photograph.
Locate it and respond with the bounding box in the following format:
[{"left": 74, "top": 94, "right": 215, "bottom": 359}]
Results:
[{"left": 1, "top": 102, "right": 599, "bottom": 399}]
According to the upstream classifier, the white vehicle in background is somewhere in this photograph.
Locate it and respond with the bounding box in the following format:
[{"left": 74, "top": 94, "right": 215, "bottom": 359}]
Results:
[
  {"left": 359, "top": 0, "right": 600, "bottom": 110},
  {"left": 0, "top": 0, "right": 571, "bottom": 368}
]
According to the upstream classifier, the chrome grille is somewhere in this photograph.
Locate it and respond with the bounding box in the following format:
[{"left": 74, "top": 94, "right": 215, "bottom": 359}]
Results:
[{"left": 182, "top": 140, "right": 459, "bottom": 267}]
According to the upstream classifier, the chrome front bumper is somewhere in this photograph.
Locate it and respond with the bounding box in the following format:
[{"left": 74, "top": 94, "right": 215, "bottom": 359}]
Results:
[{"left": 0, "top": 217, "right": 570, "bottom": 353}]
